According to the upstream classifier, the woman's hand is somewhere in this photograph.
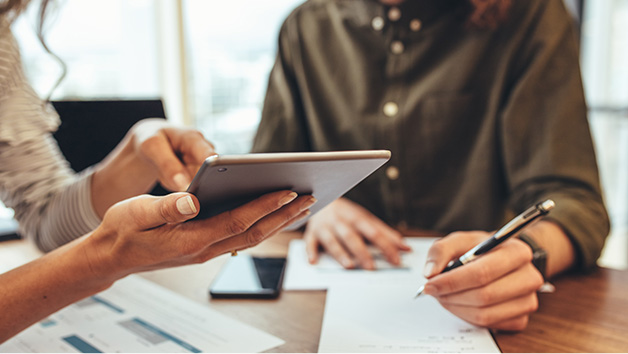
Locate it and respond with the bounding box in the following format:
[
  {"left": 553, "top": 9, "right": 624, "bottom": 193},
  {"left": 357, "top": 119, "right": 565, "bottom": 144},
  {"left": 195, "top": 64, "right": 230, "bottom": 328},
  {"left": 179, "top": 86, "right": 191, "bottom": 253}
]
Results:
[
  {"left": 129, "top": 119, "right": 215, "bottom": 191},
  {"left": 304, "top": 198, "right": 410, "bottom": 270},
  {"left": 0, "top": 190, "right": 315, "bottom": 342},
  {"left": 85, "top": 190, "right": 317, "bottom": 281},
  {"left": 421, "top": 231, "right": 544, "bottom": 331},
  {"left": 91, "top": 119, "right": 216, "bottom": 217}
]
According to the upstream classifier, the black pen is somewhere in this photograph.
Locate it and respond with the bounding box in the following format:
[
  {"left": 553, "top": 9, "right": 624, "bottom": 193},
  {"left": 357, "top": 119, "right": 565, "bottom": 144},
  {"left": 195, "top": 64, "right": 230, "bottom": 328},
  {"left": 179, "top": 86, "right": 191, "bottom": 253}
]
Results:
[{"left": 414, "top": 199, "right": 555, "bottom": 298}]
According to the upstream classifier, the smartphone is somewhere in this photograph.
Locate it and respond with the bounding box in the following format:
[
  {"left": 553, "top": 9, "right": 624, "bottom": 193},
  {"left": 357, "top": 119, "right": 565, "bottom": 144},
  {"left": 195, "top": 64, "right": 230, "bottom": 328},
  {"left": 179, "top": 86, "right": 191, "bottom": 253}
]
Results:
[{"left": 209, "top": 255, "right": 287, "bottom": 299}]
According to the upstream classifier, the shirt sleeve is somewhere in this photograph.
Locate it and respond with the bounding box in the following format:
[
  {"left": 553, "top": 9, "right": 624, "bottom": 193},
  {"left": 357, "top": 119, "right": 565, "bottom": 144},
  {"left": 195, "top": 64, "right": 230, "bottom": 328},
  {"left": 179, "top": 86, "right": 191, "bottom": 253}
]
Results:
[
  {"left": 0, "top": 27, "right": 101, "bottom": 252},
  {"left": 500, "top": 1, "right": 609, "bottom": 270},
  {"left": 252, "top": 14, "right": 312, "bottom": 153}
]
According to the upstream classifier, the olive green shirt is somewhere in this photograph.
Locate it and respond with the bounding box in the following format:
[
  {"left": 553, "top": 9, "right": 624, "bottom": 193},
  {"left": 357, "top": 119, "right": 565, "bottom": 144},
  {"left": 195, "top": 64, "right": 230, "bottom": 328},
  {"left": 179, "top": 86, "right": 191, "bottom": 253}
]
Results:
[{"left": 253, "top": 0, "right": 609, "bottom": 269}]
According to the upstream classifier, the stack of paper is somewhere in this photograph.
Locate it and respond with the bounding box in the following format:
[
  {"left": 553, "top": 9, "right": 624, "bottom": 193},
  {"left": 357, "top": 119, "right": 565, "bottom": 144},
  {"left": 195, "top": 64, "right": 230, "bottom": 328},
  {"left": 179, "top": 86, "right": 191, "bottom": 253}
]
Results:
[{"left": 283, "top": 238, "right": 500, "bottom": 353}]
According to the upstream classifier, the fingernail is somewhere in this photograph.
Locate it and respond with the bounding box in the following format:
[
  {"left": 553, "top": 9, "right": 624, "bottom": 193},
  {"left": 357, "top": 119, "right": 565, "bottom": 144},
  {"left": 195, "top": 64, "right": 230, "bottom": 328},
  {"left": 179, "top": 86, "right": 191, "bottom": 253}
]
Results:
[
  {"left": 176, "top": 195, "right": 197, "bottom": 215},
  {"left": 341, "top": 257, "right": 354, "bottom": 268},
  {"left": 391, "top": 254, "right": 400, "bottom": 265},
  {"left": 423, "top": 261, "right": 435, "bottom": 278},
  {"left": 173, "top": 173, "right": 191, "bottom": 191},
  {"left": 279, "top": 192, "right": 298, "bottom": 206},
  {"left": 301, "top": 196, "right": 317, "bottom": 211}
]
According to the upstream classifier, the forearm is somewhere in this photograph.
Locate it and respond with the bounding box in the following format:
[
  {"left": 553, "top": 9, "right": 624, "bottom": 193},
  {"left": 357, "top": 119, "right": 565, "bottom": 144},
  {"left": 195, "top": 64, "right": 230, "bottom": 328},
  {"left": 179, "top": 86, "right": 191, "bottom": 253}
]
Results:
[
  {"left": 91, "top": 132, "right": 157, "bottom": 218},
  {"left": 0, "top": 237, "right": 114, "bottom": 343}
]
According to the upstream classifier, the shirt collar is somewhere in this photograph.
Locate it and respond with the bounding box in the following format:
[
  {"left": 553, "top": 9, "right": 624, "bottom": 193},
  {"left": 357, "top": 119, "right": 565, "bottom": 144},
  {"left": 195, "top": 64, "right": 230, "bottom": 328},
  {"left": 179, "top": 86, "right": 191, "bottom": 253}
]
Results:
[{"left": 345, "top": 0, "right": 465, "bottom": 30}]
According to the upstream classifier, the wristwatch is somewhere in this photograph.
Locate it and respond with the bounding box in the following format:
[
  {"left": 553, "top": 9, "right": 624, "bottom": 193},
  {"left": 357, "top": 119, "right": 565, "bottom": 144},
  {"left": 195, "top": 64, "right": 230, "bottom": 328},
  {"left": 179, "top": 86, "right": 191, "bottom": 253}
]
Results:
[{"left": 518, "top": 233, "right": 548, "bottom": 281}]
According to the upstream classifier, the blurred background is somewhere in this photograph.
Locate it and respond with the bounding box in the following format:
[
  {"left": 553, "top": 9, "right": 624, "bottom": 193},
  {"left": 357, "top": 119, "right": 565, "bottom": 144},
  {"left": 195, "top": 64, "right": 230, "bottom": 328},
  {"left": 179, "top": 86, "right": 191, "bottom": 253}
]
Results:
[{"left": 7, "top": 0, "right": 628, "bottom": 269}]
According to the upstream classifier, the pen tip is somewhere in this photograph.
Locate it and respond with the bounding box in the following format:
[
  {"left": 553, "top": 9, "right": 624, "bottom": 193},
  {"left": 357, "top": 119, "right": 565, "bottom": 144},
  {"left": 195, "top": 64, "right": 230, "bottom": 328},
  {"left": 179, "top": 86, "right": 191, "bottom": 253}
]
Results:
[{"left": 414, "top": 286, "right": 425, "bottom": 299}]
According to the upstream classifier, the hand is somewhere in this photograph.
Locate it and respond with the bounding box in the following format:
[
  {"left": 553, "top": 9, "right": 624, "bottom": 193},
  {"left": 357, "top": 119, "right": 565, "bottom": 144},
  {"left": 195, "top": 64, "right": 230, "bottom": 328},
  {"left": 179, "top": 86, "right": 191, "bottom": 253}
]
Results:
[
  {"left": 129, "top": 119, "right": 215, "bottom": 192},
  {"left": 0, "top": 190, "right": 315, "bottom": 341},
  {"left": 304, "top": 198, "right": 410, "bottom": 270},
  {"left": 421, "top": 231, "right": 544, "bottom": 331},
  {"left": 84, "top": 190, "right": 317, "bottom": 281},
  {"left": 92, "top": 119, "right": 216, "bottom": 217}
]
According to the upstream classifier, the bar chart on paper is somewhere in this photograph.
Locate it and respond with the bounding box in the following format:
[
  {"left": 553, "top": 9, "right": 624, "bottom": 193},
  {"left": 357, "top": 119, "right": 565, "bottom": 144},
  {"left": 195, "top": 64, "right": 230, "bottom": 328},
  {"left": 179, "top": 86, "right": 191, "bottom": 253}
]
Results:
[{"left": 0, "top": 275, "right": 284, "bottom": 353}]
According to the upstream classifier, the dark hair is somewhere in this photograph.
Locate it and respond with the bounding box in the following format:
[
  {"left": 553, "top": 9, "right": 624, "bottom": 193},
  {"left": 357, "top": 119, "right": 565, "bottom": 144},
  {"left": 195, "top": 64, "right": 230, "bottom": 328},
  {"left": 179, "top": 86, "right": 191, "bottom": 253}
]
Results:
[{"left": 466, "top": 0, "right": 512, "bottom": 29}]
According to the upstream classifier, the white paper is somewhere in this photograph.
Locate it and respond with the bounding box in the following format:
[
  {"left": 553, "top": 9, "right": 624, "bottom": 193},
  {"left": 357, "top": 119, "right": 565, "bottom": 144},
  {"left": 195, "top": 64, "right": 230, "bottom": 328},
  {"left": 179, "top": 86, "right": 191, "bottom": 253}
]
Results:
[
  {"left": 0, "top": 275, "right": 284, "bottom": 353},
  {"left": 283, "top": 238, "right": 438, "bottom": 290},
  {"left": 319, "top": 282, "right": 500, "bottom": 353}
]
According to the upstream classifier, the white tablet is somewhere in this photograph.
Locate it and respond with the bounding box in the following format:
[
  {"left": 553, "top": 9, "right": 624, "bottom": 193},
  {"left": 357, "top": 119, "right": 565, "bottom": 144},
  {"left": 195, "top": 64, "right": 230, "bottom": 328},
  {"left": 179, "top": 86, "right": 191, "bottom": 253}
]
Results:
[{"left": 187, "top": 150, "right": 391, "bottom": 229}]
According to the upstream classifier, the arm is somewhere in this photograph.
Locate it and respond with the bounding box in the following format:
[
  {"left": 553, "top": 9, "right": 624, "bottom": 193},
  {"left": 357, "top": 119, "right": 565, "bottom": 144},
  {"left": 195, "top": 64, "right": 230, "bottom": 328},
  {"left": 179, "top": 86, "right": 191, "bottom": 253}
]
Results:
[
  {"left": 0, "top": 190, "right": 316, "bottom": 343},
  {"left": 421, "top": 1, "right": 608, "bottom": 331},
  {"left": 251, "top": 17, "right": 311, "bottom": 153},
  {"left": 0, "top": 28, "right": 216, "bottom": 251},
  {"left": 90, "top": 118, "right": 215, "bottom": 217}
]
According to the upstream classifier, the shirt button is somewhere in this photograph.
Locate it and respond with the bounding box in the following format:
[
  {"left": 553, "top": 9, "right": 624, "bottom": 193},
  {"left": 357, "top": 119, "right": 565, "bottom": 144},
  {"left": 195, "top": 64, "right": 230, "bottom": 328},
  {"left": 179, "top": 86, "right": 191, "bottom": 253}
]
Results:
[
  {"left": 410, "top": 19, "right": 422, "bottom": 32},
  {"left": 383, "top": 101, "right": 399, "bottom": 117},
  {"left": 386, "top": 166, "right": 400, "bottom": 180},
  {"left": 390, "top": 40, "right": 404, "bottom": 54},
  {"left": 388, "top": 7, "right": 401, "bottom": 21},
  {"left": 371, "top": 16, "right": 385, "bottom": 31}
]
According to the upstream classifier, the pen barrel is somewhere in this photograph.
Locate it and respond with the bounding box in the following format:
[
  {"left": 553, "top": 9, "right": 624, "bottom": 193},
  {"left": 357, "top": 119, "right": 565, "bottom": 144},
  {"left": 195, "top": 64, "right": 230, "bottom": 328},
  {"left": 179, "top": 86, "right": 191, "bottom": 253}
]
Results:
[{"left": 442, "top": 258, "right": 464, "bottom": 273}]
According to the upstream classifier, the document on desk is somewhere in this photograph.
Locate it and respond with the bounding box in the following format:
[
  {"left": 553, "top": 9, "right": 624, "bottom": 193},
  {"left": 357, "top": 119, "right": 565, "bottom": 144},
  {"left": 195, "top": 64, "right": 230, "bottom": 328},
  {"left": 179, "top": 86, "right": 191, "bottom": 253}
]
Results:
[
  {"left": 319, "top": 282, "right": 500, "bottom": 353},
  {"left": 283, "top": 238, "right": 438, "bottom": 290},
  {"left": 0, "top": 275, "right": 284, "bottom": 353}
]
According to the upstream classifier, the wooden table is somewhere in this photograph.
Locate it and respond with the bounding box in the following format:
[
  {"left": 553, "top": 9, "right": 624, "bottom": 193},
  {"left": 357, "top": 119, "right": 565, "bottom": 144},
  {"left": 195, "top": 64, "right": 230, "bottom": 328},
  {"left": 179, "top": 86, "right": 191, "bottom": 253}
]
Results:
[{"left": 2, "top": 233, "right": 628, "bottom": 352}]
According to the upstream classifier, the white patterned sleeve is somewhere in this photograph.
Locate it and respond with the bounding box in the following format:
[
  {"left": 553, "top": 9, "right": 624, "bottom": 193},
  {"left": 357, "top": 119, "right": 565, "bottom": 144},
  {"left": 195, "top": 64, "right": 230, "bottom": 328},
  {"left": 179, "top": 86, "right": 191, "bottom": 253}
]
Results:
[{"left": 0, "top": 27, "right": 101, "bottom": 252}]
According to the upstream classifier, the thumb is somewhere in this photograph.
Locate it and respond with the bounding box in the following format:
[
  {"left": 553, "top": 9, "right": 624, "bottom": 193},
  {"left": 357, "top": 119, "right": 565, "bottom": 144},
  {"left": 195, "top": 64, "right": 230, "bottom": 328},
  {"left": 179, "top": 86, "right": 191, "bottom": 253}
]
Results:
[{"left": 125, "top": 193, "right": 200, "bottom": 230}]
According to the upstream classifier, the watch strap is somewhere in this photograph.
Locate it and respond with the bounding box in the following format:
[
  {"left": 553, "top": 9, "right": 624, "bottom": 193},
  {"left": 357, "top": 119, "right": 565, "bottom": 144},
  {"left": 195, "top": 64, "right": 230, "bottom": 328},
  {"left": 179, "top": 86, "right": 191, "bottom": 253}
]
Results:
[{"left": 519, "top": 233, "right": 548, "bottom": 281}]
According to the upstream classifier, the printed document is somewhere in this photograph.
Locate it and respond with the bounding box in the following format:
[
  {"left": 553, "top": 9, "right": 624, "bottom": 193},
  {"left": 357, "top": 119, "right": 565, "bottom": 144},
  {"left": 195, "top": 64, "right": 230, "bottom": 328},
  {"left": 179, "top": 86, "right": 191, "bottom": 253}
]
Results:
[
  {"left": 0, "top": 275, "right": 284, "bottom": 353},
  {"left": 319, "top": 282, "right": 500, "bottom": 353},
  {"left": 283, "top": 238, "right": 438, "bottom": 290}
]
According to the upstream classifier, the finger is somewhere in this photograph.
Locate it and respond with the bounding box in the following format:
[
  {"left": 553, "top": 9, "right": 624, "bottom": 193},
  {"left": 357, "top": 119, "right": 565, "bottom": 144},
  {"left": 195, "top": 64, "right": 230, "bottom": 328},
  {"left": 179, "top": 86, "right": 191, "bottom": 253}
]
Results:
[
  {"left": 423, "top": 240, "right": 533, "bottom": 296},
  {"left": 139, "top": 133, "right": 192, "bottom": 191},
  {"left": 202, "top": 200, "right": 315, "bottom": 259},
  {"left": 317, "top": 224, "right": 356, "bottom": 269},
  {"left": 333, "top": 222, "right": 375, "bottom": 270},
  {"left": 304, "top": 227, "right": 321, "bottom": 264},
  {"left": 114, "top": 193, "right": 200, "bottom": 231},
  {"left": 434, "top": 263, "right": 544, "bottom": 307},
  {"left": 354, "top": 219, "right": 407, "bottom": 265},
  {"left": 174, "top": 129, "right": 216, "bottom": 166},
  {"left": 423, "top": 231, "right": 489, "bottom": 278},
  {"left": 437, "top": 292, "right": 538, "bottom": 329},
  {"left": 490, "top": 315, "right": 530, "bottom": 332},
  {"left": 194, "top": 191, "right": 303, "bottom": 244}
]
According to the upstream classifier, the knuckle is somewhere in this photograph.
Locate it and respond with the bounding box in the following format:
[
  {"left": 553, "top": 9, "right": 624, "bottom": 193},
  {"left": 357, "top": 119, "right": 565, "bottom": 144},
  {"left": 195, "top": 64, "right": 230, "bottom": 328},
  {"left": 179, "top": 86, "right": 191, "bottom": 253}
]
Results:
[
  {"left": 245, "top": 226, "right": 267, "bottom": 246},
  {"left": 472, "top": 312, "right": 492, "bottom": 327},
  {"left": 474, "top": 263, "right": 493, "bottom": 286},
  {"left": 527, "top": 294, "right": 539, "bottom": 313},
  {"left": 430, "top": 238, "right": 447, "bottom": 255},
  {"left": 477, "top": 288, "right": 495, "bottom": 306},
  {"left": 226, "top": 213, "right": 250, "bottom": 235},
  {"left": 439, "top": 275, "right": 456, "bottom": 293},
  {"left": 513, "top": 316, "right": 529, "bottom": 331},
  {"left": 159, "top": 200, "right": 176, "bottom": 223}
]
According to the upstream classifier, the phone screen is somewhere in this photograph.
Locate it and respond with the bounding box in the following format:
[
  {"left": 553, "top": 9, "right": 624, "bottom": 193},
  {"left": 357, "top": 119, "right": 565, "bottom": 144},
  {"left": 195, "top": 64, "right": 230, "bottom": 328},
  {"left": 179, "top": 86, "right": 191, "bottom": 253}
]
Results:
[{"left": 209, "top": 256, "right": 286, "bottom": 299}]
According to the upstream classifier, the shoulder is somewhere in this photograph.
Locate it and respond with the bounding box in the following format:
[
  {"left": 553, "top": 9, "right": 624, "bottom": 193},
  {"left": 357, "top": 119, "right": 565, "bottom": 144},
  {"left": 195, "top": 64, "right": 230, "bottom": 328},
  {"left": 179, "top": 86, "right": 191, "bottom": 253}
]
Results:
[{"left": 505, "top": 0, "right": 574, "bottom": 34}]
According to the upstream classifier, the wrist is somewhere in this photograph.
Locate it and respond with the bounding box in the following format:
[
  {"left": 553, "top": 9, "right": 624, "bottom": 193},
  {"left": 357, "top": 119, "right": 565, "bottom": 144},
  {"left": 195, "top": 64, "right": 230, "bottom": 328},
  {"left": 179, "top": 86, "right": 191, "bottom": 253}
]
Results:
[
  {"left": 91, "top": 135, "right": 157, "bottom": 217},
  {"left": 76, "top": 227, "right": 128, "bottom": 286}
]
